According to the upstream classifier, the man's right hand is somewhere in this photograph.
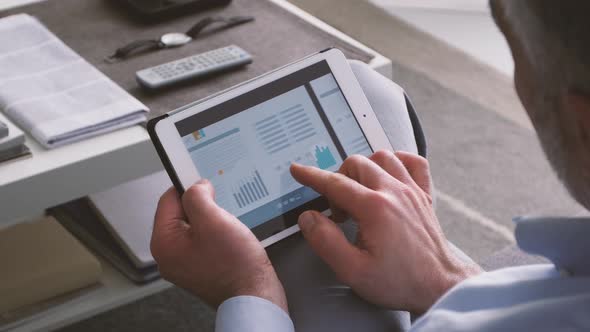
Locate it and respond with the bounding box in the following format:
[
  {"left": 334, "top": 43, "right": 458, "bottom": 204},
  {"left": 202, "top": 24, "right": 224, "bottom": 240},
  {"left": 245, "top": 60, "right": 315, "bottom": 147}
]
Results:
[{"left": 290, "top": 150, "right": 482, "bottom": 314}]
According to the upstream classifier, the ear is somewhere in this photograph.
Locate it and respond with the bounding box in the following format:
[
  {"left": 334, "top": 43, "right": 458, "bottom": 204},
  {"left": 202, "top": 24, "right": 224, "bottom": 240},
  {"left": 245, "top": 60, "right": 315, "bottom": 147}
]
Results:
[{"left": 563, "top": 91, "right": 590, "bottom": 143}]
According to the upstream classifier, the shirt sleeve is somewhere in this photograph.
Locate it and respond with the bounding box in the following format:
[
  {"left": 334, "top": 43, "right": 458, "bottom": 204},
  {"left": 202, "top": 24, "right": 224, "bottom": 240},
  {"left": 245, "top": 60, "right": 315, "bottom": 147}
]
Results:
[{"left": 215, "top": 296, "right": 295, "bottom": 332}]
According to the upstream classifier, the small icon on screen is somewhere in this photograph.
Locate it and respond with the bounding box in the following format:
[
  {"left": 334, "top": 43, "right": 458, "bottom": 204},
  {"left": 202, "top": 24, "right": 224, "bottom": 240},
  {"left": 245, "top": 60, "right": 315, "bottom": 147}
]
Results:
[
  {"left": 314, "top": 145, "right": 337, "bottom": 170},
  {"left": 192, "top": 129, "right": 206, "bottom": 141}
]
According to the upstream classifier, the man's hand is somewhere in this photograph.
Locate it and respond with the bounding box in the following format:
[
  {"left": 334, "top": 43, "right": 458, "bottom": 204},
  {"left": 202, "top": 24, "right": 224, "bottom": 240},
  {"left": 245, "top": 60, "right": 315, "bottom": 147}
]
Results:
[
  {"left": 151, "top": 180, "right": 288, "bottom": 312},
  {"left": 290, "top": 150, "right": 482, "bottom": 314}
]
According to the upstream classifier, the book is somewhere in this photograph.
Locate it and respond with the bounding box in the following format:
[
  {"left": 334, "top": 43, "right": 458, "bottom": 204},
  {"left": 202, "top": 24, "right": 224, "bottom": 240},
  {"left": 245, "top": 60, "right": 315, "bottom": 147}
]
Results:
[
  {"left": 0, "top": 112, "right": 30, "bottom": 164},
  {"left": 88, "top": 171, "right": 172, "bottom": 268},
  {"left": 49, "top": 199, "right": 160, "bottom": 284},
  {"left": 49, "top": 171, "right": 171, "bottom": 283},
  {"left": 0, "top": 144, "right": 31, "bottom": 163},
  {"left": 0, "top": 216, "right": 102, "bottom": 315},
  {"left": 0, "top": 112, "right": 25, "bottom": 152},
  {"left": 0, "top": 119, "right": 7, "bottom": 138}
]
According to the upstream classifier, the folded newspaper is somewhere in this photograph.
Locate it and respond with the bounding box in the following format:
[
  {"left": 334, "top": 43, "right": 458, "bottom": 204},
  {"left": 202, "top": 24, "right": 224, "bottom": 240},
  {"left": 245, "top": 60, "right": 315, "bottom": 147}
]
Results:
[{"left": 0, "top": 14, "right": 148, "bottom": 149}]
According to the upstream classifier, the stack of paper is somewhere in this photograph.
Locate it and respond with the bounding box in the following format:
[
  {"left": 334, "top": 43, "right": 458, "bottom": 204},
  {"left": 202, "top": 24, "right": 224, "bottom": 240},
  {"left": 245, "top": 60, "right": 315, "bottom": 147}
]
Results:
[
  {"left": 0, "top": 14, "right": 148, "bottom": 149},
  {"left": 0, "top": 112, "right": 30, "bottom": 163}
]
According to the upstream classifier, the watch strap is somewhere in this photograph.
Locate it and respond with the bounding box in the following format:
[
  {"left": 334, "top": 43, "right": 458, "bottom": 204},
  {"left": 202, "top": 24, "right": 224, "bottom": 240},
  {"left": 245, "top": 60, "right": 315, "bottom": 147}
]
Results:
[
  {"left": 186, "top": 16, "right": 255, "bottom": 38},
  {"left": 106, "top": 39, "right": 161, "bottom": 63},
  {"left": 105, "top": 15, "right": 255, "bottom": 63}
]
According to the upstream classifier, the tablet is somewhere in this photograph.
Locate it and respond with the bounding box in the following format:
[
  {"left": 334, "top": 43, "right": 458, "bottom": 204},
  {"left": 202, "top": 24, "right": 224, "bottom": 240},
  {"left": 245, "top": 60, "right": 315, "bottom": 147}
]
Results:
[{"left": 148, "top": 48, "right": 393, "bottom": 247}]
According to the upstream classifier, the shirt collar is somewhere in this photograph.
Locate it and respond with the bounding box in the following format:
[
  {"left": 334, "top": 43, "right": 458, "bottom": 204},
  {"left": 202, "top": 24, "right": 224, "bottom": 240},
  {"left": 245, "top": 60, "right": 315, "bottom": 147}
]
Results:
[{"left": 514, "top": 216, "right": 590, "bottom": 276}]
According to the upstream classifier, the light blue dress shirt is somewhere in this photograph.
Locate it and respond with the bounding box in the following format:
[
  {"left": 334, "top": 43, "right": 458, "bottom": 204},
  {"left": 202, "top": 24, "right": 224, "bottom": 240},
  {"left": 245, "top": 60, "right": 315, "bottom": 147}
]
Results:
[{"left": 215, "top": 217, "right": 590, "bottom": 331}]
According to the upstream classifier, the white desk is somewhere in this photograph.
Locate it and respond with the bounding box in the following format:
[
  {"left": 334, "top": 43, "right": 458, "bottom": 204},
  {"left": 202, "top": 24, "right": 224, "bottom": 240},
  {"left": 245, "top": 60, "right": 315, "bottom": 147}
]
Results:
[
  {"left": 0, "top": 1, "right": 392, "bottom": 331},
  {"left": 0, "top": 0, "right": 392, "bottom": 225}
]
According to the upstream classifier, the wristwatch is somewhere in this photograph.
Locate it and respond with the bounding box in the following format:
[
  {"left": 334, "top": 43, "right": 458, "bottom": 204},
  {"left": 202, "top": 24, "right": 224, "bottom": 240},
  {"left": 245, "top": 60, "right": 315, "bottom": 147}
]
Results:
[{"left": 106, "top": 16, "right": 254, "bottom": 63}]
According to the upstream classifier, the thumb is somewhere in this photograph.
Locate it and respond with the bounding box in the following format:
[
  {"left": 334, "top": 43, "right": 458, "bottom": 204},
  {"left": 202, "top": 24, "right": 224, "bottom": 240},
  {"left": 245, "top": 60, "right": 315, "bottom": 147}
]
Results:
[
  {"left": 182, "top": 179, "right": 222, "bottom": 225},
  {"left": 298, "top": 211, "right": 367, "bottom": 285},
  {"left": 182, "top": 179, "right": 250, "bottom": 236}
]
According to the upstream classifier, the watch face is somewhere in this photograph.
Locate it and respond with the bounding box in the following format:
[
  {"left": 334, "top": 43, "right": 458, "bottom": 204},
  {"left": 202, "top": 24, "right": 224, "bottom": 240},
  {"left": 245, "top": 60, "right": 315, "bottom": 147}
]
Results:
[{"left": 160, "top": 33, "right": 192, "bottom": 47}]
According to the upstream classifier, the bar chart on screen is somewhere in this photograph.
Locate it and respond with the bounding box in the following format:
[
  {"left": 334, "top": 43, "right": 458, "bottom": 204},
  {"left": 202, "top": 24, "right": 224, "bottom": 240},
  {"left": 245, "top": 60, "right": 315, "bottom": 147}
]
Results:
[
  {"left": 232, "top": 170, "right": 270, "bottom": 209},
  {"left": 314, "top": 144, "right": 337, "bottom": 170}
]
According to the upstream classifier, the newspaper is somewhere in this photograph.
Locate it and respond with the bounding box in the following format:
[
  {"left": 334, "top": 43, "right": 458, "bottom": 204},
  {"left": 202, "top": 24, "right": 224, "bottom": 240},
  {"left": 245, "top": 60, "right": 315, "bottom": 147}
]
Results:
[{"left": 0, "top": 14, "right": 148, "bottom": 149}]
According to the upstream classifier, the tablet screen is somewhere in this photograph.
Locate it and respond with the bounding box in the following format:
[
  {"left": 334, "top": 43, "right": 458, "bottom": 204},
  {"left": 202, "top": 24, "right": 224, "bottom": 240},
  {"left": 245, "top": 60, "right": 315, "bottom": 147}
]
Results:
[{"left": 175, "top": 61, "right": 372, "bottom": 235}]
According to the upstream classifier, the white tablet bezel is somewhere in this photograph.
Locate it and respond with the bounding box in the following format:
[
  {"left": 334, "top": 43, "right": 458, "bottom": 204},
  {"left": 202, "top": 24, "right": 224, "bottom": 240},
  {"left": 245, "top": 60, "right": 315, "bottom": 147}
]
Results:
[{"left": 153, "top": 48, "right": 393, "bottom": 246}]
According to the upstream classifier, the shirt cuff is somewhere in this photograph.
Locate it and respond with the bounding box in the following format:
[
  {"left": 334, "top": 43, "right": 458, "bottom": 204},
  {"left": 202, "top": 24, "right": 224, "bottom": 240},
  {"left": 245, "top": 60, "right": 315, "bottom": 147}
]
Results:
[{"left": 215, "top": 296, "right": 295, "bottom": 332}]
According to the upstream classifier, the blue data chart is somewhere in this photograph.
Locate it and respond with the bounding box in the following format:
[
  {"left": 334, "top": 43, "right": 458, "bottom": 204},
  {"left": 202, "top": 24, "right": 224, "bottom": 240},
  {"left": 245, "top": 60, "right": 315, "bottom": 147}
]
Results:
[
  {"left": 314, "top": 145, "right": 337, "bottom": 170},
  {"left": 232, "top": 170, "right": 270, "bottom": 209}
]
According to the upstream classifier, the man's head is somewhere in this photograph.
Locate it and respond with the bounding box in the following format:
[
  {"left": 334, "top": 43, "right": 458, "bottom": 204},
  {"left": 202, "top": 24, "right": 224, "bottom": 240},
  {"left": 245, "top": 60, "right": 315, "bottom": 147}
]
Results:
[{"left": 490, "top": 1, "right": 590, "bottom": 210}]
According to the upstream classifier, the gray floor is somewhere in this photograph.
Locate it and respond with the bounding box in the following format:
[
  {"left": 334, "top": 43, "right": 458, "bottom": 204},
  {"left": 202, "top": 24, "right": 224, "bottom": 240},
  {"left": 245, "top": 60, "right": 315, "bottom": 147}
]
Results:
[
  {"left": 394, "top": 62, "right": 584, "bottom": 262},
  {"left": 58, "top": 0, "right": 585, "bottom": 331}
]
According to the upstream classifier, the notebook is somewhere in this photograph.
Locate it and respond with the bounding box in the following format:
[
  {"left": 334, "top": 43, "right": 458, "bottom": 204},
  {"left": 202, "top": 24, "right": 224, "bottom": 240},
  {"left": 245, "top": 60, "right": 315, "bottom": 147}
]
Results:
[
  {"left": 0, "top": 119, "right": 7, "bottom": 138},
  {"left": 50, "top": 199, "right": 160, "bottom": 284},
  {"left": 0, "top": 112, "right": 24, "bottom": 151},
  {"left": 0, "top": 144, "right": 30, "bottom": 163},
  {"left": 88, "top": 171, "right": 172, "bottom": 268},
  {"left": 0, "top": 112, "right": 31, "bottom": 163}
]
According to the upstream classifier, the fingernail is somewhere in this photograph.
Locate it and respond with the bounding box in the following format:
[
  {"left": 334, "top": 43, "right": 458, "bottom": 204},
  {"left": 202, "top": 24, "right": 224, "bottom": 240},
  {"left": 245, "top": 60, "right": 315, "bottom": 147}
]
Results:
[{"left": 298, "top": 211, "right": 316, "bottom": 233}]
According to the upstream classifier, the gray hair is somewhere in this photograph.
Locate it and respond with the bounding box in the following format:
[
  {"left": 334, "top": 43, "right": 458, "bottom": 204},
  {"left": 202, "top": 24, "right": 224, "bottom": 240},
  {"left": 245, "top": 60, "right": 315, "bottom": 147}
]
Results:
[{"left": 491, "top": 1, "right": 590, "bottom": 96}]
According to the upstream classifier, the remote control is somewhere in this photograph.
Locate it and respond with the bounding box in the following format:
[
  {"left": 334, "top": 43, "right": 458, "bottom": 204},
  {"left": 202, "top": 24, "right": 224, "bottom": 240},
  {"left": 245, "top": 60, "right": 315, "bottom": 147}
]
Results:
[{"left": 136, "top": 45, "right": 252, "bottom": 90}]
